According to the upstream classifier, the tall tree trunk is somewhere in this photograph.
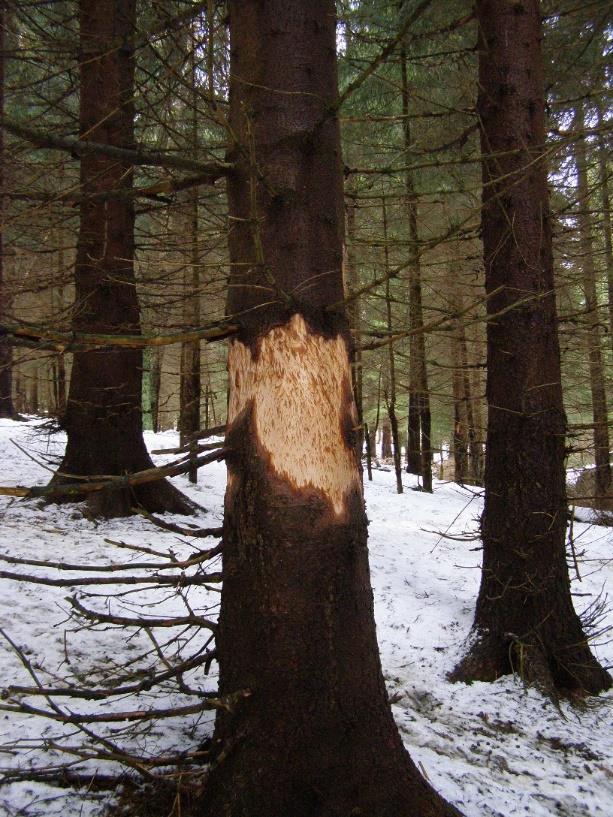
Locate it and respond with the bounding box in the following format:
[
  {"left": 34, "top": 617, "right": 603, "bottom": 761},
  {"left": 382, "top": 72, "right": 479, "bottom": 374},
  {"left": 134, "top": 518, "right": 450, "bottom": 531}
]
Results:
[
  {"left": 468, "top": 352, "right": 485, "bottom": 486},
  {"left": 197, "top": 3, "right": 461, "bottom": 815},
  {"left": 400, "top": 45, "right": 432, "bottom": 491},
  {"left": 574, "top": 105, "right": 611, "bottom": 502},
  {"left": 595, "top": 100, "right": 613, "bottom": 352},
  {"left": 179, "top": 25, "right": 202, "bottom": 483},
  {"left": 344, "top": 192, "right": 364, "bottom": 461},
  {"left": 382, "top": 196, "right": 403, "bottom": 493},
  {"left": 0, "top": 0, "right": 16, "bottom": 419},
  {"left": 52, "top": 0, "right": 193, "bottom": 517},
  {"left": 451, "top": 0, "right": 610, "bottom": 695}
]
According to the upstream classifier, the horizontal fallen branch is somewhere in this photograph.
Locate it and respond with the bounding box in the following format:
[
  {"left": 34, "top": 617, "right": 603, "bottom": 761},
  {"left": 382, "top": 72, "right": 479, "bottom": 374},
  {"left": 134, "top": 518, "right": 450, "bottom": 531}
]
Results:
[
  {"left": 135, "top": 509, "right": 224, "bottom": 540},
  {"left": 0, "top": 543, "right": 222, "bottom": 573},
  {"left": 69, "top": 596, "right": 217, "bottom": 631},
  {"left": 4, "top": 649, "right": 217, "bottom": 700},
  {"left": 0, "top": 569, "right": 222, "bottom": 587},
  {"left": 0, "top": 446, "right": 229, "bottom": 499}
]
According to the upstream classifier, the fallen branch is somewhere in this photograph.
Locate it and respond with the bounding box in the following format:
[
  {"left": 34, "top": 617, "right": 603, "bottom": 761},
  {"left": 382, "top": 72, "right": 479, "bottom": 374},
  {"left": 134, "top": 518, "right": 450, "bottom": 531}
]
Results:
[
  {"left": 69, "top": 596, "right": 217, "bottom": 631},
  {"left": 0, "top": 446, "right": 229, "bottom": 499},
  {"left": 4, "top": 649, "right": 217, "bottom": 700},
  {"left": 0, "top": 569, "right": 222, "bottom": 587}
]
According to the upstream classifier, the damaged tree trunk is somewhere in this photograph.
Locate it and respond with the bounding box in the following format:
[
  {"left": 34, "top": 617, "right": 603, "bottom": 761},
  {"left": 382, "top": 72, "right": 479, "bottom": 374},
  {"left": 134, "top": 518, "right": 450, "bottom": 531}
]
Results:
[
  {"left": 451, "top": 0, "right": 610, "bottom": 695},
  {"left": 197, "top": 2, "right": 462, "bottom": 815},
  {"left": 51, "top": 0, "right": 193, "bottom": 517}
]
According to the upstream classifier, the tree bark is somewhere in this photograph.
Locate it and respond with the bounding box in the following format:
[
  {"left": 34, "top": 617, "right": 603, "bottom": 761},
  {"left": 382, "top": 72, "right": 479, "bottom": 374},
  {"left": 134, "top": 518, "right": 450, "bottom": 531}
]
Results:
[
  {"left": 400, "top": 44, "right": 432, "bottom": 491},
  {"left": 451, "top": 0, "right": 610, "bottom": 695},
  {"left": 382, "top": 196, "right": 403, "bottom": 493},
  {"left": 197, "top": 3, "right": 462, "bottom": 815},
  {"left": 574, "top": 105, "right": 611, "bottom": 502},
  {"left": 594, "top": 101, "right": 613, "bottom": 353},
  {"left": 344, "top": 193, "right": 364, "bottom": 461},
  {"left": 179, "top": 26, "right": 202, "bottom": 483},
  {"left": 51, "top": 0, "right": 193, "bottom": 517},
  {"left": 0, "top": 0, "right": 16, "bottom": 419}
]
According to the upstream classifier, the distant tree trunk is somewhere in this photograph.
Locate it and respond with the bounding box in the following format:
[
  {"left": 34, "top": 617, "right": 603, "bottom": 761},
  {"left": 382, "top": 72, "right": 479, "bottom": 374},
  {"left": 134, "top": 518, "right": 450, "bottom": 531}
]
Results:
[
  {"left": 52, "top": 0, "right": 193, "bottom": 516},
  {"left": 382, "top": 195, "right": 403, "bottom": 493},
  {"left": 595, "top": 100, "right": 613, "bottom": 352},
  {"left": 451, "top": 0, "right": 610, "bottom": 695},
  {"left": 197, "top": 2, "right": 462, "bottom": 815},
  {"left": 344, "top": 193, "right": 364, "bottom": 460},
  {"left": 53, "top": 227, "right": 67, "bottom": 418},
  {"left": 149, "top": 347, "right": 162, "bottom": 433},
  {"left": 468, "top": 355, "right": 485, "bottom": 485},
  {"left": 574, "top": 105, "right": 611, "bottom": 502},
  {"left": 400, "top": 45, "right": 432, "bottom": 491},
  {"left": 179, "top": 27, "right": 201, "bottom": 483},
  {"left": 381, "top": 420, "right": 392, "bottom": 459},
  {"left": 0, "top": 0, "right": 16, "bottom": 419}
]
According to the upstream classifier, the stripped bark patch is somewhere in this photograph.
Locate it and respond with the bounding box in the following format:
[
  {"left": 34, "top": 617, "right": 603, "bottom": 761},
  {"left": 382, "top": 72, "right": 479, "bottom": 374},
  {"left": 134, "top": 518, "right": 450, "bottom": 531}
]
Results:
[{"left": 228, "top": 314, "right": 361, "bottom": 516}]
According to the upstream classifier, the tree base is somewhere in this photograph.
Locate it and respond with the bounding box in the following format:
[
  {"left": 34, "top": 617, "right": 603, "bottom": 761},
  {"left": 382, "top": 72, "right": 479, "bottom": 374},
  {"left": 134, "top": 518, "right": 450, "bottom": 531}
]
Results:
[
  {"left": 196, "top": 736, "right": 463, "bottom": 817},
  {"left": 449, "top": 630, "right": 611, "bottom": 698},
  {"left": 46, "top": 477, "right": 198, "bottom": 519}
]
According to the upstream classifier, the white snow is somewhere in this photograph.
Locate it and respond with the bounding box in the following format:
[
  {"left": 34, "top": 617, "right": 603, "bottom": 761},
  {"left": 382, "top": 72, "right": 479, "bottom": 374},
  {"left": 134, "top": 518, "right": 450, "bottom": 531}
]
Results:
[{"left": 0, "top": 419, "right": 611, "bottom": 816}]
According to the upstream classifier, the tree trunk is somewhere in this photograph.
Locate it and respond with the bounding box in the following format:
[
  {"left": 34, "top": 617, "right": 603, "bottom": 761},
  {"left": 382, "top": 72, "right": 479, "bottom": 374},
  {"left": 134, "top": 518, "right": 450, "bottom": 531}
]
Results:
[
  {"left": 382, "top": 196, "right": 403, "bottom": 493},
  {"left": 344, "top": 193, "right": 364, "bottom": 461},
  {"left": 451, "top": 0, "right": 610, "bottom": 695},
  {"left": 574, "top": 105, "right": 611, "bottom": 503},
  {"left": 197, "top": 3, "right": 462, "bottom": 815},
  {"left": 0, "top": 0, "right": 16, "bottom": 419},
  {"left": 381, "top": 420, "right": 392, "bottom": 459},
  {"left": 595, "top": 100, "right": 613, "bottom": 352},
  {"left": 400, "top": 45, "right": 432, "bottom": 491},
  {"left": 179, "top": 28, "right": 202, "bottom": 483},
  {"left": 52, "top": 0, "right": 193, "bottom": 517}
]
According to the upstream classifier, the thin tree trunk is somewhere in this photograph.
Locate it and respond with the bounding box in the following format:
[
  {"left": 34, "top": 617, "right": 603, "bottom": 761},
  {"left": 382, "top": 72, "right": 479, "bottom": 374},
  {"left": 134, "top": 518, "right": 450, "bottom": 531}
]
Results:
[
  {"left": 574, "top": 105, "right": 611, "bottom": 502},
  {"left": 468, "top": 352, "right": 485, "bottom": 486},
  {"left": 179, "top": 25, "right": 202, "bottom": 483},
  {"left": 0, "top": 0, "right": 16, "bottom": 419},
  {"left": 52, "top": 0, "right": 193, "bottom": 516},
  {"left": 595, "top": 100, "right": 613, "bottom": 352},
  {"left": 197, "top": 3, "right": 462, "bottom": 814},
  {"left": 451, "top": 0, "right": 610, "bottom": 695},
  {"left": 381, "top": 420, "right": 392, "bottom": 459},
  {"left": 382, "top": 195, "right": 403, "bottom": 493},
  {"left": 344, "top": 193, "right": 364, "bottom": 461},
  {"left": 400, "top": 44, "right": 432, "bottom": 490}
]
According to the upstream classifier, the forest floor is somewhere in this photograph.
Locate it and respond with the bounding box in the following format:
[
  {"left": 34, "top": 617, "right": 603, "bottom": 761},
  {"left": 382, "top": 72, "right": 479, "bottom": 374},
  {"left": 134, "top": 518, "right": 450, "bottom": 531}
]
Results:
[{"left": 0, "top": 418, "right": 611, "bottom": 817}]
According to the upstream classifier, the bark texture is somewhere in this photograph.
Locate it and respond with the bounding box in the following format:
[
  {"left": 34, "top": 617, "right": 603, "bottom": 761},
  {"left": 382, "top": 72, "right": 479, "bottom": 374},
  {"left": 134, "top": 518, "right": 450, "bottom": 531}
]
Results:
[
  {"left": 0, "top": 1, "right": 16, "bottom": 419},
  {"left": 197, "top": 2, "right": 462, "bottom": 815},
  {"left": 52, "top": 0, "right": 192, "bottom": 516},
  {"left": 401, "top": 45, "right": 432, "bottom": 491},
  {"left": 451, "top": 0, "right": 610, "bottom": 695},
  {"left": 573, "top": 105, "right": 611, "bottom": 503}
]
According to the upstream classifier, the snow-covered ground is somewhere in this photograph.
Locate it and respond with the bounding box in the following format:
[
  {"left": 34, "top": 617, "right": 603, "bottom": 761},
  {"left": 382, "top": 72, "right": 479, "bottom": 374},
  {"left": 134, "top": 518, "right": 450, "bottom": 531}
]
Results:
[{"left": 0, "top": 418, "right": 611, "bottom": 817}]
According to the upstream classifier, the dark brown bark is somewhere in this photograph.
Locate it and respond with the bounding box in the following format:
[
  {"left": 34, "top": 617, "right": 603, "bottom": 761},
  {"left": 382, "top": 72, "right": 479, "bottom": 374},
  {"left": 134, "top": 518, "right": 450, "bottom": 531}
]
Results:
[
  {"left": 381, "top": 420, "right": 393, "bottom": 459},
  {"left": 51, "top": 0, "right": 193, "bottom": 517},
  {"left": 0, "top": 0, "right": 16, "bottom": 419},
  {"left": 344, "top": 194, "right": 364, "bottom": 461},
  {"left": 382, "top": 196, "right": 403, "bottom": 493},
  {"left": 197, "top": 3, "right": 462, "bottom": 815},
  {"left": 400, "top": 44, "right": 432, "bottom": 491},
  {"left": 451, "top": 0, "right": 610, "bottom": 695},
  {"left": 595, "top": 101, "right": 613, "bottom": 353},
  {"left": 574, "top": 105, "right": 611, "bottom": 502},
  {"left": 179, "top": 31, "right": 202, "bottom": 484}
]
